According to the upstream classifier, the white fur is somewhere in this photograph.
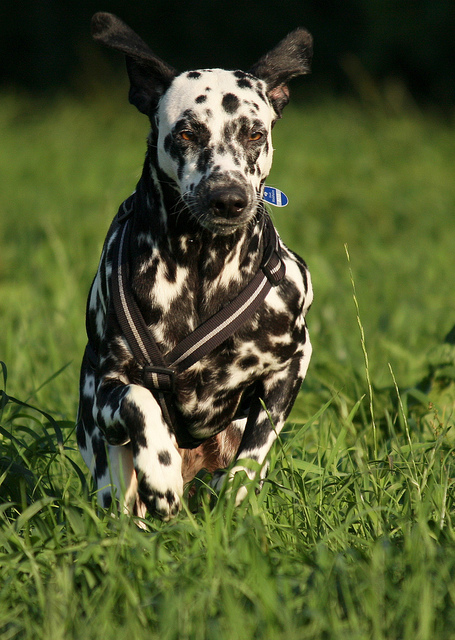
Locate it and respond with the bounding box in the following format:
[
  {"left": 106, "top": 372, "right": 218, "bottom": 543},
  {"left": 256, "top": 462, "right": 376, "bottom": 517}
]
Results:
[{"left": 157, "top": 70, "right": 274, "bottom": 194}]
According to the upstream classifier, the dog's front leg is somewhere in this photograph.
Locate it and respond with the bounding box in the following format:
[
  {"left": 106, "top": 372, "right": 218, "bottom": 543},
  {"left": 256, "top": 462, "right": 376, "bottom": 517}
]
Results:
[
  {"left": 212, "top": 348, "right": 311, "bottom": 505},
  {"left": 94, "top": 380, "right": 184, "bottom": 520}
]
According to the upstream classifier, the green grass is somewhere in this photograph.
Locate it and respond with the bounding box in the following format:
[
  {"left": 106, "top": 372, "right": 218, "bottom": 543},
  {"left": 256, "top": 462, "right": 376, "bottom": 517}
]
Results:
[{"left": 1, "top": 90, "right": 455, "bottom": 639}]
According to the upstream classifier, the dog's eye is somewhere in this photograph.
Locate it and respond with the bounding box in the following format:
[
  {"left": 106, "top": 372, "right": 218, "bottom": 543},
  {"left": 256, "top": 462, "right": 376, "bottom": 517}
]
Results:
[
  {"left": 249, "top": 131, "right": 263, "bottom": 142},
  {"left": 180, "top": 130, "right": 195, "bottom": 142}
]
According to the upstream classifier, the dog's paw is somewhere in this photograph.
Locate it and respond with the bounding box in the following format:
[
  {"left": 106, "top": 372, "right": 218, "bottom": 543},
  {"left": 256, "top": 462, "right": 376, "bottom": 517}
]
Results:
[
  {"left": 210, "top": 466, "right": 251, "bottom": 506},
  {"left": 135, "top": 462, "right": 183, "bottom": 521},
  {"left": 138, "top": 480, "right": 181, "bottom": 521},
  {"left": 134, "top": 442, "right": 184, "bottom": 520}
]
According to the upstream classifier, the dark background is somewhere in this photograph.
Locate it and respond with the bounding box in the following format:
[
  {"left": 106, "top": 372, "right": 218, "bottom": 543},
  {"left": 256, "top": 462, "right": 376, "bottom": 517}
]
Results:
[{"left": 1, "top": 0, "right": 454, "bottom": 107}]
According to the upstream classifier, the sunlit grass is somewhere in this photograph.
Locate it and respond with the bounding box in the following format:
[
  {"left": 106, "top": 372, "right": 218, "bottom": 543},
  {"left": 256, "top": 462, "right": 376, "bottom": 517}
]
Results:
[{"left": 1, "top": 91, "right": 455, "bottom": 639}]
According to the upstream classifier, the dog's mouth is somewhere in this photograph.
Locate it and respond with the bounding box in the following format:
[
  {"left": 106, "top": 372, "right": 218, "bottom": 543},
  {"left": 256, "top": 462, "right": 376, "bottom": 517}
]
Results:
[{"left": 187, "top": 181, "right": 257, "bottom": 234}]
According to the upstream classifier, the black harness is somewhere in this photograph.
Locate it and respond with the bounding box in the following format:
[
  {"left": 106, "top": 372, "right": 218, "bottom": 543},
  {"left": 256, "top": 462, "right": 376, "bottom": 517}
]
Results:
[{"left": 87, "top": 196, "right": 286, "bottom": 447}]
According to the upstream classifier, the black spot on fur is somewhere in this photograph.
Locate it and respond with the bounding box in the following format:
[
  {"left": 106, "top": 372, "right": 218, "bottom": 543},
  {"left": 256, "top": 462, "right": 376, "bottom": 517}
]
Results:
[
  {"left": 158, "top": 450, "right": 172, "bottom": 466},
  {"left": 197, "top": 147, "right": 214, "bottom": 173},
  {"left": 222, "top": 93, "right": 240, "bottom": 114},
  {"left": 248, "top": 232, "right": 260, "bottom": 255},
  {"left": 164, "top": 133, "right": 172, "bottom": 152},
  {"left": 164, "top": 128, "right": 186, "bottom": 179},
  {"left": 236, "top": 116, "right": 253, "bottom": 140},
  {"left": 237, "top": 77, "right": 252, "bottom": 89},
  {"left": 222, "top": 121, "right": 235, "bottom": 143},
  {"left": 187, "top": 71, "right": 201, "bottom": 79},
  {"left": 181, "top": 109, "right": 196, "bottom": 121},
  {"left": 102, "top": 493, "right": 113, "bottom": 509},
  {"left": 139, "top": 305, "right": 163, "bottom": 329},
  {"left": 121, "top": 400, "right": 147, "bottom": 450},
  {"left": 196, "top": 94, "right": 207, "bottom": 104},
  {"left": 93, "top": 436, "right": 108, "bottom": 481},
  {"left": 165, "top": 259, "right": 177, "bottom": 283},
  {"left": 292, "top": 322, "right": 308, "bottom": 344},
  {"left": 195, "top": 121, "right": 211, "bottom": 146},
  {"left": 76, "top": 422, "right": 87, "bottom": 449},
  {"left": 240, "top": 355, "right": 259, "bottom": 369}
]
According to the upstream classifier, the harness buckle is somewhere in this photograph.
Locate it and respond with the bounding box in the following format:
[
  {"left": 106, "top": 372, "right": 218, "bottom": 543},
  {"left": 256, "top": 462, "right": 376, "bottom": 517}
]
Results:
[
  {"left": 142, "top": 365, "right": 175, "bottom": 394},
  {"left": 261, "top": 245, "right": 286, "bottom": 286}
]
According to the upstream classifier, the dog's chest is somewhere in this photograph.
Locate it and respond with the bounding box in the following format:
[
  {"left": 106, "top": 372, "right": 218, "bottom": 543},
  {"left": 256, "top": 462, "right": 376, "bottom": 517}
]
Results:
[
  {"left": 131, "top": 231, "right": 262, "bottom": 346},
  {"left": 170, "top": 327, "right": 286, "bottom": 437},
  {"left": 129, "top": 237, "right": 302, "bottom": 430}
]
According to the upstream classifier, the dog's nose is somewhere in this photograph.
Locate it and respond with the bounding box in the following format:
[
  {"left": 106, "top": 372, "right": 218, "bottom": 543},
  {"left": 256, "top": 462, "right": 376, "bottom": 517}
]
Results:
[{"left": 209, "top": 187, "right": 248, "bottom": 218}]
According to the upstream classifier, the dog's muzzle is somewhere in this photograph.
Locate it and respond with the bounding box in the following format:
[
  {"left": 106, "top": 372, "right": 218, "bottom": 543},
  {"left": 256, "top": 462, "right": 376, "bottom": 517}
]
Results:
[
  {"left": 208, "top": 185, "right": 249, "bottom": 219},
  {"left": 190, "top": 179, "right": 256, "bottom": 234}
]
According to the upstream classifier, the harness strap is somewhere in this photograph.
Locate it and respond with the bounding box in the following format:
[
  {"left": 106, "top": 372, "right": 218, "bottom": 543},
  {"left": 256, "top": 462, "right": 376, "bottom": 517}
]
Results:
[
  {"left": 111, "top": 222, "right": 167, "bottom": 371},
  {"left": 165, "top": 219, "right": 285, "bottom": 371},
  {"left": 110, "top": 220, "right": 178, "bottom": 435},
  {"left": 115, "top": 212, "right": 284, "bottom": 371}
]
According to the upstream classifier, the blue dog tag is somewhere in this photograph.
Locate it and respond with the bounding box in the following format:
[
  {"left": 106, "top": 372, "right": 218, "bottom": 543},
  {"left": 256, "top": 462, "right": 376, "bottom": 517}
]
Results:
[{"left": 263, "top": 186, "right": 289, "bottom": 207}]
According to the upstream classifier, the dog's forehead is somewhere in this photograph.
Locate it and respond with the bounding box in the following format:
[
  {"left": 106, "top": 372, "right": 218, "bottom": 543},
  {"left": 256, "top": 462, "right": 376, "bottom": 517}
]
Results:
[{"left": 158, "top": 68, "right": 272, "bottom": 125}]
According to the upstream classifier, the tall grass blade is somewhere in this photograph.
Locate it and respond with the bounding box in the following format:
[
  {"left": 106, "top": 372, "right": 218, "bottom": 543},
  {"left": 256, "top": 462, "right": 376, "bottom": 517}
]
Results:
[{"left": 345, "top": 244, "right": 378, "bottom": 458}]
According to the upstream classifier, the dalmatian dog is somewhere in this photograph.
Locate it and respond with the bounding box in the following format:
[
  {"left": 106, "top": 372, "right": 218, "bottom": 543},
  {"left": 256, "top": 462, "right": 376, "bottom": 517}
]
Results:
[{"left": 77, "top": 12, "right": 313, "bottom": 521}]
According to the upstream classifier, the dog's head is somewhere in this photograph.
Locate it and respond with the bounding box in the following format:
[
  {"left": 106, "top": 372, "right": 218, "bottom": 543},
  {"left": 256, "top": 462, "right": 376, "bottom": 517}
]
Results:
[{"left": 91, "top": 13, "right": 312, "bottom": 234}]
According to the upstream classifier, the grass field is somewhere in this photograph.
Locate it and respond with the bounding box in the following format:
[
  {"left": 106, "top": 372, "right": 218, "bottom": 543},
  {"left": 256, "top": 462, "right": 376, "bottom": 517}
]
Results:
[{"left": 1, "top": 88, "right": 455, "bottom": 639}]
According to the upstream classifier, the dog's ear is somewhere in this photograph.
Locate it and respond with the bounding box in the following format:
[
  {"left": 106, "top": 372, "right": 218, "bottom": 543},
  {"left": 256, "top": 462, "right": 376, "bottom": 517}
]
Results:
[
  {"left": 249, "top": 29, "right": 313, "bottom": 118},
  {"left": 91, "top": 12, "right": 177, "bottom": 115}
]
